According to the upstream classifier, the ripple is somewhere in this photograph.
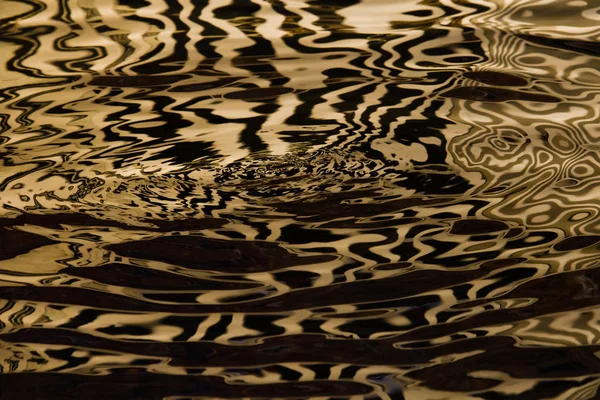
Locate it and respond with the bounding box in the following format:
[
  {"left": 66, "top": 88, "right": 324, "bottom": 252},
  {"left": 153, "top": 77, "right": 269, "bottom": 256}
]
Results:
[{"left": 2, "top": 0, "right": 600, "bottom": 398}]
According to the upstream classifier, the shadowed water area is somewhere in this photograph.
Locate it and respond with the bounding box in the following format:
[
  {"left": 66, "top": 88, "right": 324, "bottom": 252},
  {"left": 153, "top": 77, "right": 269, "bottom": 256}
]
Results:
[{"left": 1, "top": 0, "right": 600, "bottom": 398}]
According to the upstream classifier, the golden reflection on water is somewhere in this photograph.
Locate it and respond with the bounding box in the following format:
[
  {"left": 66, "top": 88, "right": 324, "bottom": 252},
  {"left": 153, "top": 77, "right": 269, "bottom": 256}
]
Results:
[{"left": 1, "top": 0, "right": 600, "bottom": 399}]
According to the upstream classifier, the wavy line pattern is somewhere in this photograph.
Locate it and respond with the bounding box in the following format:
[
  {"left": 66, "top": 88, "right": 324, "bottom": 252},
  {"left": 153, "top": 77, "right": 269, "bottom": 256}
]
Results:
[{"left": 1, "top": 0, "right": 600, "bottom": 398}]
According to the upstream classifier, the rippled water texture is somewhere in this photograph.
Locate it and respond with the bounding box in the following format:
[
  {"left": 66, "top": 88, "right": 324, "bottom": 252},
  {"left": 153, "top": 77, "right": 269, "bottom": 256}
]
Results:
[{"left": 1, "top": 0, "right": 600, "bottom": 398}]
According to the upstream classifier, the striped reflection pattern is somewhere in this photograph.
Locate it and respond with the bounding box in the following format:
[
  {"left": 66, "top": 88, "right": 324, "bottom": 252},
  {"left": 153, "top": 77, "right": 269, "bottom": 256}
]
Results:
[{"left": 1, "top": 0, "right": 600, "bottom": 399}]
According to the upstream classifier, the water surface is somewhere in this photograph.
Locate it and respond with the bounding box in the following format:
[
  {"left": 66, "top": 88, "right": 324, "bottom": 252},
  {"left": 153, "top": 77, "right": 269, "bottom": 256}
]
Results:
[{"left": 1, "top": 0, "right": 600, "bottom": 398}]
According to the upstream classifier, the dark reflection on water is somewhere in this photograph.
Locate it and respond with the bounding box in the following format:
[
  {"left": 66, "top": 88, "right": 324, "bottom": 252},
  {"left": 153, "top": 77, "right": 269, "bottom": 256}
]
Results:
[{"left": 1, "top": 0, "right": 600, "bottom": 398}]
